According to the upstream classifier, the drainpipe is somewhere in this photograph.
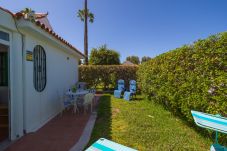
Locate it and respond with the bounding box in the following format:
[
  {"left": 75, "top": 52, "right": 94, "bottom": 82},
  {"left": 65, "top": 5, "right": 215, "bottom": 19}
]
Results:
[
  {"left": 21, "top": 35, "right": 26, "bottom": 135},
  {"left": 13, "top": 17, "right": 26, "bottom": 138}
]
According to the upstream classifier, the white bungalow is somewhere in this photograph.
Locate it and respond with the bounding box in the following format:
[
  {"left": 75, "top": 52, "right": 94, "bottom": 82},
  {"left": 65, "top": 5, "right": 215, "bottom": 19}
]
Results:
[{"left": 0, "top": 7, "right": 84, "bottom": 141}]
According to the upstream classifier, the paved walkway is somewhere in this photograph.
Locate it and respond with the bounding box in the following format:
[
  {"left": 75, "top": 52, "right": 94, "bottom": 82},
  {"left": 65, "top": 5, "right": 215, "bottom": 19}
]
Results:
[
  {"left": 5, "top": 94, "right": 102, "bottom": 151},
  {"left": 70, "top": 112, "right": 97, "bottom": 151},
  {"left": 6, "top": 112, "right": 90, "bottom": 151}
]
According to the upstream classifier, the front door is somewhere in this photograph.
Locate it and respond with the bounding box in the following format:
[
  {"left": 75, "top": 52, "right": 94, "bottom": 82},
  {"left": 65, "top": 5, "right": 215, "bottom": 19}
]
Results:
[{"left": 0, "top": 44, "right": 9, "bottom": 141}]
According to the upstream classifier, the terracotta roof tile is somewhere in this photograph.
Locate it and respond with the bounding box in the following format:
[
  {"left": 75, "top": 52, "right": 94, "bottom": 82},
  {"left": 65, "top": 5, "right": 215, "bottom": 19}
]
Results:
[
  {"left": 0, "top": 6, "right": 84, "bottom": 58},
  {"left": 35, "top": 13, "right": 48, "bottom": 19},
  {"left": 0, "top": 6, "right": 15, "bottom": 17}
]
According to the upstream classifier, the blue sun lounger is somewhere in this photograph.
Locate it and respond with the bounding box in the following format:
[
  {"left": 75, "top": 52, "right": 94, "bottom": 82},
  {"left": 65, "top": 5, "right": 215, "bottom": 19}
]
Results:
[
  {"left": 114, "top": 79, "right": 125, "bottom": 98},
  {"left": 85, "top": 138, "right": 138, "bottom": 151},
  {"left": 191, "top": 110, "right": 227, "bottom": 151},
  {"left": 124, "top": 80, "right": 136, "bottom": 101}
]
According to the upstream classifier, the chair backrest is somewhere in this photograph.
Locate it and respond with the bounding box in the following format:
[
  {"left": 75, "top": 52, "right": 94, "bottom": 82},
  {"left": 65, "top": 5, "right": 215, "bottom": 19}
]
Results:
[
  {"left": 117, "top": 79, "right": 125, "bottom": 91},
  {"left": 129, "top": 80, "right": 136, "bottom": 92},
  {"left": 83, "top": 93, "right": 95, "bottom": 105},
  {"left": 89, "top": 89, "right": 96, "bottom": 94},
  {"left": 191, "top": 110, "right": 227, "bottom": 134},
  {"left": 57, "top": 89, "right": 71, "bottom": 109},
  {"left": 77, "top": 82, "right": 87, "bottom": 91}
]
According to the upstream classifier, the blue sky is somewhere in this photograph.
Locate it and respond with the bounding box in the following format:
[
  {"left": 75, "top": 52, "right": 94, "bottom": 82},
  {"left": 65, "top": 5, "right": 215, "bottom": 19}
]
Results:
[{"left": 1, "top": 0, "right": 227, "bottom": 62}]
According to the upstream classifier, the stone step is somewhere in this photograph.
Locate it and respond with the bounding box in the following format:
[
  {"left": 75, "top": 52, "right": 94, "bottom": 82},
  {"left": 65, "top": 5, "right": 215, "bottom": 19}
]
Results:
[
  {"left": 0, "top": 104, "right": 9, "bottom": 142},
  {"left": 0, "top": 115, "right": 8, "bottom": 124},
  {"left": 0, "top": 105, "right": 7, "bottom": 109},
  {"left": 0, "top": 124, "right": 8, "bottom": 128},
  {"left": 0, "top": 126, "right": 8, "bottom": 142},
  {"left": 0, "top": 105, "right": 8, "bottom": 115}
]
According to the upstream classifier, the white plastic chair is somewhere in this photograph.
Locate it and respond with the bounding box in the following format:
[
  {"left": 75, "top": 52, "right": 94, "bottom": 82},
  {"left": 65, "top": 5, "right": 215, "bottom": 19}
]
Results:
[
  {"left": 73, "top": 94, "right": 85, "bottom": 114},
  {"left": 73, "top": 99, "right": 77, "bottom": 114},
  {"left": 83, "top": 93, "right": 95, "bottom": 114},
  {"left": 58, "top": 89, "right": 74, "bottom": 116},
  {"left": 76, "top": 82, "right": 87, "bottom": 91},
  {"left": 89, "top": 89, "right": 97, "bottom": 106}
]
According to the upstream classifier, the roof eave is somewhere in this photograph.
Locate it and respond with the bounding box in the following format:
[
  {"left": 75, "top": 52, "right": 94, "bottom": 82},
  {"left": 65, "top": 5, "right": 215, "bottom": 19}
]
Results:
[
  {"left": 0, "top": 6, "right": 85, "bottom": 58},
  {"left": 17, "top": 19, "right": 85, "bottom": 59}
]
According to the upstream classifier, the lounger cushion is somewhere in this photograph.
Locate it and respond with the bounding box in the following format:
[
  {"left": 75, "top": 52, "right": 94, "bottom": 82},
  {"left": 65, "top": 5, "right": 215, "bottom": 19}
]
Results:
[
  {"left": 114, "top": 90, "right": 122, "bottom": 98},
  {"left": 124, "top": 91, "right": 132, "bottom": 101}
]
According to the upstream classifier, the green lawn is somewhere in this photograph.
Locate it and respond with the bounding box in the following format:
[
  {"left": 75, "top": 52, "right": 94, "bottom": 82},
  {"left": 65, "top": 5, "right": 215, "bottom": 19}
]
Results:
[{"left": 88, "top": 94, "right": 212, "bottom": 151}]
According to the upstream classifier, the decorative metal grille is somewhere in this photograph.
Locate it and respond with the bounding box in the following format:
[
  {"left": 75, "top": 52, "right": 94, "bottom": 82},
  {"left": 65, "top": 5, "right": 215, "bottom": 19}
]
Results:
[{"left": 33, "top": 45, "right": 46, "bottom": 92}]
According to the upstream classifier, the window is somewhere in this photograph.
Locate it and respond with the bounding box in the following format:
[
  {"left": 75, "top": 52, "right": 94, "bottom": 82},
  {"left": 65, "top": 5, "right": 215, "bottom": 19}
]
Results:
[
  {"left": 33, "top": 45, "right": 46, "bottom": 92},
  {"left": 0, "top": 31, "right": 9, "bottom": 41},
  {"left": 0, "top": 52, "right": 8, "bottom": 86}
]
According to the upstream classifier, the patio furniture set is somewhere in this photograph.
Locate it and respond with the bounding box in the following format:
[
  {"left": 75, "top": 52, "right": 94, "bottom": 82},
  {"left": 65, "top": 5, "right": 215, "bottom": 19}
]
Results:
[
  {"left": 69, "top": 81, "right": 226, "bottom": 150},
  {"left": 114, "top": 79, "right": 137, "bottom": 101},
  {"left": 59, "top": 82, "right": 96, "bottom": 115},
  {"left": 61, "top": 81, "right": 138, "bottom": 151}
]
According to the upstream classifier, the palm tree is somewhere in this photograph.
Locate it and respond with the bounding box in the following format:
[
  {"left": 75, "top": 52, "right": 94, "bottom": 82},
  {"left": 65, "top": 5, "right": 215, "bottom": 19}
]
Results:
[{"left": 77, "top": 0, "right": 94, "bottom": 65}]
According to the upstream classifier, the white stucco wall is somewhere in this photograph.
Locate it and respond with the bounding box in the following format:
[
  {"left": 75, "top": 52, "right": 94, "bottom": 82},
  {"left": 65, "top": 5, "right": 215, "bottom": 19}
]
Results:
[
  {"left": 0, "top": 8, "right": 82, "bottom": 139},
  {"left": 23, "top": 33, "right": 79, "bottom": 132},
  {"left": 0, "top": 9, "right": 24, "bottom": 140},
  {"left": 0, "top": 9, "right": 17, "bottom": 31},
  {"left": 10, "top": 32, "right": 24, "bottom": 139}
]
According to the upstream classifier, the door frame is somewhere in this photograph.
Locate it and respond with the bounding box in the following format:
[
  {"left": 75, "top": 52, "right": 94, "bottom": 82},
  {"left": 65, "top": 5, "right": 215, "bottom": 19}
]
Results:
[{"left": 0, "top": 27, "right": 12, "bottom": 140}]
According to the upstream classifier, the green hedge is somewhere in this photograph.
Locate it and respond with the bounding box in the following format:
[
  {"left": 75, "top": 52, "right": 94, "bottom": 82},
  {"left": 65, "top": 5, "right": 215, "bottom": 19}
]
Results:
[
  {"left": 138, "top": 32, "right": 227, "bottom": 123},
  {"left": 79, "top": 65, "right": 138, "bottom": 90}
]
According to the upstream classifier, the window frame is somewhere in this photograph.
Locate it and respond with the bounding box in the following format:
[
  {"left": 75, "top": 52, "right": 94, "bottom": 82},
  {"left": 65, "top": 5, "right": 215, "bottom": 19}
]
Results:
[
  {"left": 33, "top": 45, "right": 47, "bottom": 92},
  {"left": 0, "top": 30, "right": 10, "bottom": 46},
  {"left": 0, "top": 31, "right": 10, "bottom": 42}
]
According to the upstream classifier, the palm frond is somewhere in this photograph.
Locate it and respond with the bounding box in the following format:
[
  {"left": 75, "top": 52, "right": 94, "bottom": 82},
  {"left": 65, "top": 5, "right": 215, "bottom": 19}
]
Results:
[
  {"left": 77, "top": 9, "right": 85, "bottom": 22},
  {"left": 88, "top": 12, "right": 94, "bottom": 23},
  {"left": 77, "top": 9, "right": 94, "bottom": 23}
]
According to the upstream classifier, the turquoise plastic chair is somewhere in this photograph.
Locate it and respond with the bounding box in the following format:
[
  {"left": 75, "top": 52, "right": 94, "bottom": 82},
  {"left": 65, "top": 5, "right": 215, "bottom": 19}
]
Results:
[
  {"left": 191, "top": 110, "right": 227, "bottom": 151},
  {"left": 114, "top": 79, "right": 125, "bottom": 98},
  {"left": 124, "top": 80, "right": 136, "bottom": 101},
  {"left": 86, "top": 138, "right": 138, "bottom": 151}
]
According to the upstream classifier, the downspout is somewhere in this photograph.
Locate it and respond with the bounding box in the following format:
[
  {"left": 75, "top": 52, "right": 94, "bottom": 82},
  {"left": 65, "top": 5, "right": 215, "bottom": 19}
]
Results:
[{"left": 13, "top": 17, "right": 26, "bottom": 137}]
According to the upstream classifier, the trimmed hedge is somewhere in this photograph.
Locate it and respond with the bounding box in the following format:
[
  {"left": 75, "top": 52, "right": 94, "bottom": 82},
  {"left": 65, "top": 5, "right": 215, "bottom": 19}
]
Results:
[
  {"left": 79, "top": 65, "right": 138, "bottom": 90},
  {"left": 138, "top": 32, "right": 227, "bottom": 123}
]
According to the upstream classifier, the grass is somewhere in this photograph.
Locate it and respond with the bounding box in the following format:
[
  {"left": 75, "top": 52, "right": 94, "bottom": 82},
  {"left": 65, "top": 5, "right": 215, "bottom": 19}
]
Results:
[{"left": 88, "top": 94, "right": 212, "bottom": 151}]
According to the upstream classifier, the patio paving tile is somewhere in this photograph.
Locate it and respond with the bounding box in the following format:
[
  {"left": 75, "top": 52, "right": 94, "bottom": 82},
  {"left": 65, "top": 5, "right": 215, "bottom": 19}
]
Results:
[{"left": 6, "top": 112, "right": 90, "bottom": 151}]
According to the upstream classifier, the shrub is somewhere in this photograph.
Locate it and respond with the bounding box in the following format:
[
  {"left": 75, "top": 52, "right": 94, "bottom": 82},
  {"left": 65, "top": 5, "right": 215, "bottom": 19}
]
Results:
[
  {"left": 138, "top": 32, "right": 227, "bottom": 123},
  {"left": 89, "top": 45, "right": 120, "bottom": 65},
  {"left": 126, "top": 56, "right": 140, "bottom": 64},
  {"left": 141, "top": 56, "right": 151, "bottom": 64},
  {"left": 79, "top": 65, "right": 138, "bottom": 90}
]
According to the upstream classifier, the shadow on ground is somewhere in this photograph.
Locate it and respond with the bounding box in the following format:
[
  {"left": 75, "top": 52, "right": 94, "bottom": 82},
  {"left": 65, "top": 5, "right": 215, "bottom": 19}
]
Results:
[{"left": 87, "top": 95, "right": 112, "bottom": 146}]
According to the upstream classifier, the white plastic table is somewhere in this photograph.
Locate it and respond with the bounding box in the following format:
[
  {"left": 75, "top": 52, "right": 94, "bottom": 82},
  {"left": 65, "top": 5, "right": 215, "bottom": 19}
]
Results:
[
  {"left": 65, "top": 90, "right": 91, "bottom": 113},
  {"left": 85, "top": 138, "right": 138, "bottom": 151},
  {"left": 65, "top": 90, "right": 89, "bottom": 97}
]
